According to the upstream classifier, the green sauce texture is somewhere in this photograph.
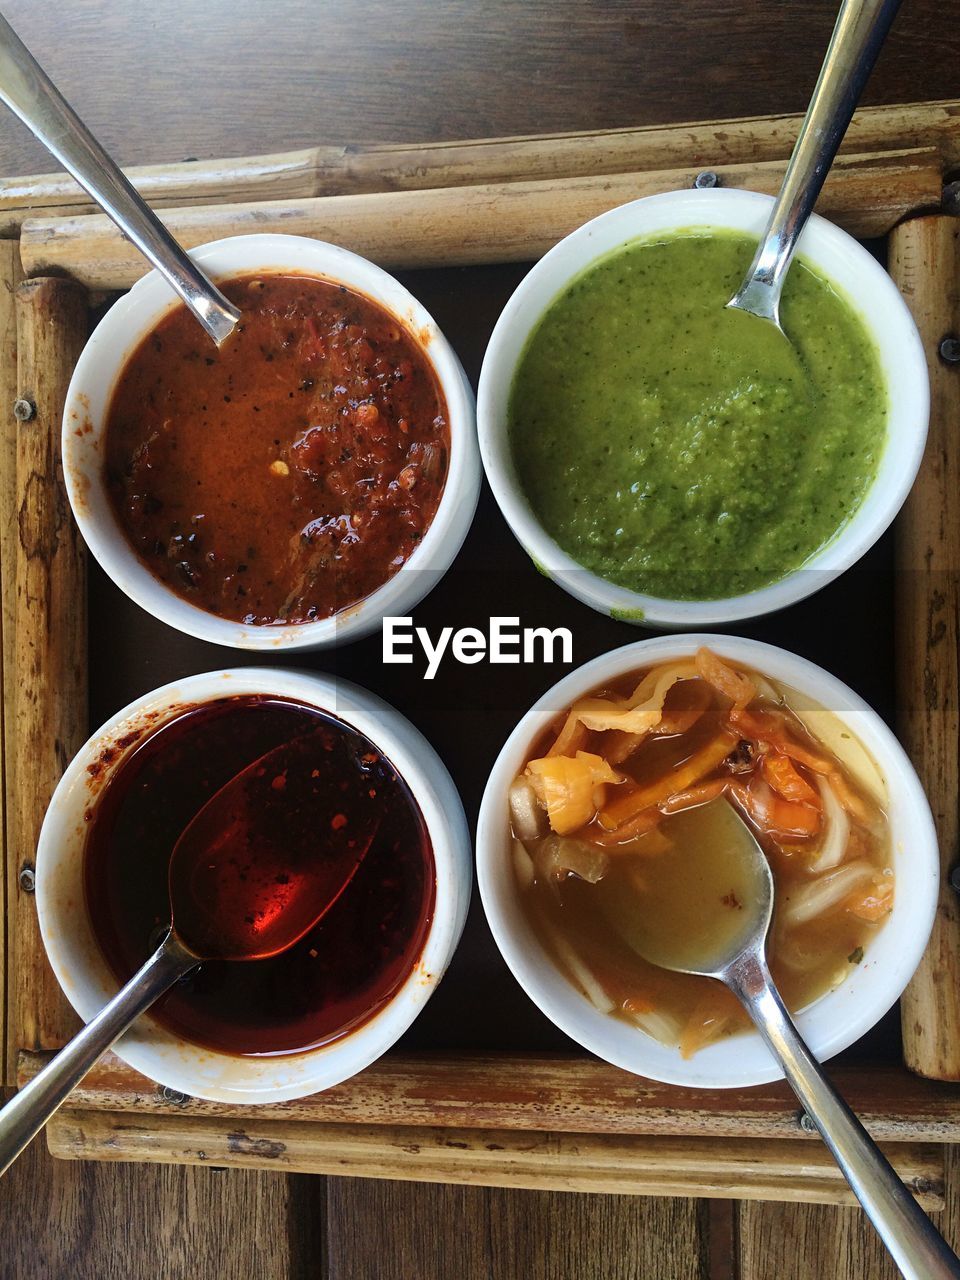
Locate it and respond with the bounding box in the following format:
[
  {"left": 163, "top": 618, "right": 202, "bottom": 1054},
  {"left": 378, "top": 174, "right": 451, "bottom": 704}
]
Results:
[{"left": 509, "top": 229, "right": 887, "bottom": 600}]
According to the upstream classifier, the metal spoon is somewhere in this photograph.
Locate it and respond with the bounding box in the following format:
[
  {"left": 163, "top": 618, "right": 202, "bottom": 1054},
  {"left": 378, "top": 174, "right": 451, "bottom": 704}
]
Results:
[
  {"left": 0, "top": 733, "right": 380, "bottom": 1176},
  {"left": 728, "top": 0, "right": 902, "bottom": 331},
  {"left": 0, "top": 11, "right": 239, "bottom": 346},
  {"left": 615, "top": 800, "right": 960, "bottom": 1280}
]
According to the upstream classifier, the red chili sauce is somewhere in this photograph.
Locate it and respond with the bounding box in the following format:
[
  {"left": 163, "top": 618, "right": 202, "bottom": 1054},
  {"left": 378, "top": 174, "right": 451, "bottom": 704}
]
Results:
[
  {"left": 104, "top": 274, "right": 450, "bottom": 625},
  {"left": 83, "top": 696, "right": 436, "bottom": 1056}
]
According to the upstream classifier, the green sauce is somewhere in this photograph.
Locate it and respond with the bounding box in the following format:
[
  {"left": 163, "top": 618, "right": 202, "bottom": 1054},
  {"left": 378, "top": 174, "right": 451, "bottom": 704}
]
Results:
[{"left": 509, "top": 229, "right": 886, "bottom": 600}]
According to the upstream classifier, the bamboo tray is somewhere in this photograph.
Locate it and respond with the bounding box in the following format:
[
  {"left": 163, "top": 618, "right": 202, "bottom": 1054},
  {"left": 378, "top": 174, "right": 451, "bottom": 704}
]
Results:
[{"left": 2, "top": 99, "right": 959, "bottom": 1207}]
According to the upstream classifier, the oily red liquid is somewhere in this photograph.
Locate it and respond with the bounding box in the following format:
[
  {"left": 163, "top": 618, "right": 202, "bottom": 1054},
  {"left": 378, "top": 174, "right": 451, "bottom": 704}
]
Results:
[
  {"left": 84, "top": 696, "right": 436, "bottom": 1056},
  {"left": 104, "top": 273, "right": 450, "bottom": 625}
]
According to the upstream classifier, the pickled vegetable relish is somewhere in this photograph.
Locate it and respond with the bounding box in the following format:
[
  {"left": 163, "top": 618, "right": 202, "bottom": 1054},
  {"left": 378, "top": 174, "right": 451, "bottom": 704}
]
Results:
[
  {"left": 510, "top": 649, "right": 893, "bottom": 1057},
  {"left": 104, "top": 274, "right": 449, "bottom": 625}
]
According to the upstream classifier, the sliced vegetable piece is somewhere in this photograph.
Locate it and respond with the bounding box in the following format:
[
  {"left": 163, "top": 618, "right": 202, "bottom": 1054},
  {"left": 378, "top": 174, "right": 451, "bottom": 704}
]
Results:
[
  {"left": 545, "top": 711, "right": 590, "bottom": 759},
  {"left": 599, "top": 730, "right": 738, "bottom": 830},
  {"left": 526, "top": 751, "right": 622, "bottom": 835},
  {"left": 695, "top": 648, "right": 755, "bottom": 711},
  {"left": 780, "top": 860, "right": 874, "bottom": 927},
  {"left": 509, "top": 776, "right": 545, "bottom": 842},
  {"left": 808, "top": 779, "right": 850, "bottom": 873},
  {"left": 844, "top": 876, "right": 894, "bottom": 922},
  {"left": 538, "top": 919, "right": 615, "bottom": 1014},
  {"left": 660, "top": 777, "right": 728, "bottom": 815},
  {"left": 777, "top": 687, "right": 889, "bottom": 806},
  {"left": 678, "top": 988, "right": 742, "bottom": 1058},
  {"left": 570, "top": 662, "right": 699, "bottom": 736},
  {"left": 762, "top": 752, "right": 819, "bottom": 805},
  {"left": 629, "top": 1006, "right": 684, "bottom": 1047},
  {"left": 653, "top": 679, "right": 711, "bottom": 736},
  {"left": 588, "top": 814, "right": 670, "bottom": 850},
  {"left": 729, "top": 775, "right": 821, "bottom": 839},
  {"left": 533, "top": 834, "right": 610, "bottom": 884},
  {"left": 512, "top": 838, "right": 536, "bottom": 890}
]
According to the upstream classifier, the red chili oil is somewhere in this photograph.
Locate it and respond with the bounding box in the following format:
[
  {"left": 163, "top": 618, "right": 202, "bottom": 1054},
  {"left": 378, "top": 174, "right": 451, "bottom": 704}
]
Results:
[{"left": 83, "top": 695, "right": 436, "bottom": 1056}]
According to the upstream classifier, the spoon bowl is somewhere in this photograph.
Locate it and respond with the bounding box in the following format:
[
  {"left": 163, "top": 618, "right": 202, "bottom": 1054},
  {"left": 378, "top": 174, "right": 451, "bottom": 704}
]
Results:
[
  {"left": 606, "top": 796, "right": 960, "bottom": 1280},
  {"left": 597, "top": 798, "right": 772, "bottom": 978},
  {"left": 169, "top": 732, "right": 380, "bottom": 961},
  {"left": 0, "top": 727, "right": 382, "bottom": 1176}
]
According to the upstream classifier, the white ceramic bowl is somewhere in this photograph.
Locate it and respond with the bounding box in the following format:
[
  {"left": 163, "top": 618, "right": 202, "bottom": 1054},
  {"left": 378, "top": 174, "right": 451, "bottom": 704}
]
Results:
[
  {"left": 63, "top": 233, "right": 480, "bottom": 650},
  {"left": 477, "top": 189, "right": 929, "bottom": 627},
  {"left": 477, "top": 634, "right": 939, "bottom": 1089},
  {"left": 36, "top": 668, "right": 472, "bottom": 1103}
]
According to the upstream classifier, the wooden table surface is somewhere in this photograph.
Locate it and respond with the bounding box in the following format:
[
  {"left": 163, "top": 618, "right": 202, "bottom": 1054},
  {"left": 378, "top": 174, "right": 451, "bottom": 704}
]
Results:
[{"left": 0, "top": 2, "right": 958, "bottom": 1277}]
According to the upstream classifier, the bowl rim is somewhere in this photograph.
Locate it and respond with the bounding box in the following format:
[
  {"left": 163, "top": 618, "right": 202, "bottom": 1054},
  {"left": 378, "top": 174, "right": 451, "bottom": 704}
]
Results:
[
  {"left": 476, "top": 188, "right": 930, "bottom": 628},
  {"left": 61, "top": 232, "right": 480, "bottom": 651},
  {"left": 35, "top": 667, "right": 472, "bottom": 1103},
  {"left": 476, "top": 634, "right": 940, "bottom": 1089}
]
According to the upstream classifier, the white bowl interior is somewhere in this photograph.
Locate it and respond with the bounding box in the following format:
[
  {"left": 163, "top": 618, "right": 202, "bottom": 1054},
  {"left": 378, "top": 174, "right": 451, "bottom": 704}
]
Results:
[
  {"left": 63, "top": 233, "right": 480, "bottom": 651},
  {"left": 477, "top": 189, "right": 929, "bottom": 627},
  {"left": 37, "top": 668, "right": 472, "bottom": 1103},
  {"left": 477, "top": 634, "right": 939, "bottom": 1089}
]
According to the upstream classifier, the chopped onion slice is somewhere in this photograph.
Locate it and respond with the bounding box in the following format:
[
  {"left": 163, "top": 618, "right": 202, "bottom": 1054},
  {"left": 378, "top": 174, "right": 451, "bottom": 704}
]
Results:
[
  {"left": 512, "top": 839, "right": 536, "bottom": 890},
  {"left": 808, "top": 779, "right": 850, "bottom": 873},
  {"left": 627, "top": 1007, "right": 683, "bottom": 1047},
  {"left": 540, "top": 920, "right": 615, "bottom": 1014},
  {"left": 781, "top": 860, "right": 873, "bottom": 927},
  {"left": 509, "top": 776, "right": 545, "bottom": 842},
  {"left": 533, "top": 835, "right": 610, "bottom": 884}
]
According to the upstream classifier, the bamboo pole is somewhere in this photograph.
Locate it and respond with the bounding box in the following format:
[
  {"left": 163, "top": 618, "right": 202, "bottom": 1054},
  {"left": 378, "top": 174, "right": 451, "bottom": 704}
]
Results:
[
  {"left": 17, "top": 1051, "right": 960, "bottom": 1143},
  {"left": 18, "top": 147, "right": 943, "bottom": 291},
  {"left": 0, "top": 241, "right": 21, "bottom": 1084},
  {"left": 890, "top": 215, "right": 960, "bottom": 1080},
  {"left": 10, "top": 277, "right": 87, "bottom": 1067},
  {"left": 43, "top": 1108, "right": 944, "bottom": 1208},
  {"left": 0, "top": 99, "right": 957, "bottom": 237}
]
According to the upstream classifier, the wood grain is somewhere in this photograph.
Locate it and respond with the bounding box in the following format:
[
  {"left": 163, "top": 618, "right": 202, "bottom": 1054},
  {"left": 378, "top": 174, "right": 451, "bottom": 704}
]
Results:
[
  {"left": 0, "top": 0, "right": 957, "bottom": 178},
  {"left": 737, "top": 1148, "right": 960, "bottom": 1280},
  {"left": 42, "top": 1109, "right": 945, "bottom": 1208},
  {"left": 0, "top": 240, "right": 22, "bottom": 1086},
  {"left": 0, "top": 1128, "right": 313, "bottom": 1280},
  {"left": 890, "top": 216, "right": 960, "bottom": 1080},
  {"left": 18, "top": 1051, "right": 960, "bottom": 1143},
  {"left": 324, "top": 1178, "right": 711, "bottom": 1280},
  {"left": 19, "top": 147, "right": 942, "bottom": 290},
  {"left": 738, "top": 1199, "right": 904, "bottom": 1280},
  {"left": 0, "top": 98, "right": 956, "bottom": 236},
  {"left": 10, "top": 277, "right": 87, "bottom": 1067}
]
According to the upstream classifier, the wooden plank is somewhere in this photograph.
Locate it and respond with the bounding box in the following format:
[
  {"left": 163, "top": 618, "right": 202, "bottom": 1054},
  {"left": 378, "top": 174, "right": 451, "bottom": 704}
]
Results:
[
  {"left": 0, "top": 98, "right": 957, "bottom": 237},
  {"left": 0, "top": 240, "right": 22, "bottom": 1085},
  {"left": 18, "top": 147, "right": 943, "bottom": 290},
  {"left": 890, "top": 215, "right": 960, "bottom": 1081},
  {"left": 19, "top": 1051, "right": 960, "bottom": 1143},
  {"left": 738, "top": 1199, "right": 904, "bottom": 1279},
  {"left": 10, "top": 277, "right": 87, "bottom": 1066},
  {"left": 736, "top": 1149, "right": 960, "bottom": 1280},
  {"left": 42, "top": 1109, "right": 945, "bottom": 1208},
  {"left": 0, "top": 1128, "right": 310, "bottom": 1280},
  {"left": 325, "top": 1178, "right": 711, "bottom": 1280}
]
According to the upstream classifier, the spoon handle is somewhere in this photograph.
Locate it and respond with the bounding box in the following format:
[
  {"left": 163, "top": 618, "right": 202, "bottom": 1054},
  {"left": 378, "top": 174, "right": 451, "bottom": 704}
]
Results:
[
  {"left": 725, "top": 949, "right": 960, "bottom": 1280},
  {"left": 729, "top": 0, "right": 902, "bottom": 322},
  {"left": 0, "top": 12, "right": 239, "bottom": 346},
  {"left": 0, "top": 932, "right": 197, "bottom": 1177}
]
